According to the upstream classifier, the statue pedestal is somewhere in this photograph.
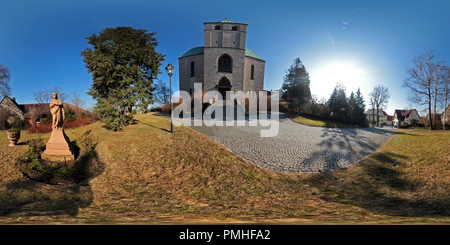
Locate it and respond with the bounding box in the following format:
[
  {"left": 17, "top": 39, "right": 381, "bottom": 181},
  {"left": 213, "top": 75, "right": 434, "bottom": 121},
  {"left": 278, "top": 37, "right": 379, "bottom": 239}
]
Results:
[{"left": 41, "top": 129, "right": 75, "bottom": 162}]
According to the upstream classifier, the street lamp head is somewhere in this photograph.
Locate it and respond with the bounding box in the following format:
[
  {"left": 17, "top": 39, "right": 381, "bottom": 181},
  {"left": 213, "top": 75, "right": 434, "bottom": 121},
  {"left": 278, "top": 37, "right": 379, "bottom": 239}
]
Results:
[{"left": 165, "top": 63, "right": 175, "bottom": 77}]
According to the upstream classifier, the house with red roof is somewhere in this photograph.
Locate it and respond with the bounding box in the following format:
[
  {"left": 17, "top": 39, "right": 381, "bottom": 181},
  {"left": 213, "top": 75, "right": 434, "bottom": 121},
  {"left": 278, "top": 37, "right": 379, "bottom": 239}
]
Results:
[
  {"left": 393, "top": 109, "right": 421, "bottom": 127},
  {"left": 0, "top": 95, "right": 87, "bottom": 128}
]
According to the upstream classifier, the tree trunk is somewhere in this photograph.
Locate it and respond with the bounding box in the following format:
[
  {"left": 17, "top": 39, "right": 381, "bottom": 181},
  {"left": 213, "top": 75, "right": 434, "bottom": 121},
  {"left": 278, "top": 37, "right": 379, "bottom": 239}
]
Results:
[
  {"left": 376, "top": 106, "right": 380, "bottom": 126},
  {"left": 444, "top": 72, "right": 449, "bottom": 130},
  {"left": 428, "top": 87, "right": 433, "bottom": 130},
  {"left": 372, "top": 109, "right": 375, "bottom": 127},
  {"left": 433, "top": 74, "right": 437, "bottom": 129},
  {"left": 444, "top": 92, "right": 448, "bottom": 130}
]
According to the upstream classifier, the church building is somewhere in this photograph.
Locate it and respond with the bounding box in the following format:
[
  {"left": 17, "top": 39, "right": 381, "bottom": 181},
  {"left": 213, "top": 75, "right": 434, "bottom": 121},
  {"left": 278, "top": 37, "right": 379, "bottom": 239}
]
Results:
[{"left": 178, "top": 19, "right": 265, "bottom": 99}]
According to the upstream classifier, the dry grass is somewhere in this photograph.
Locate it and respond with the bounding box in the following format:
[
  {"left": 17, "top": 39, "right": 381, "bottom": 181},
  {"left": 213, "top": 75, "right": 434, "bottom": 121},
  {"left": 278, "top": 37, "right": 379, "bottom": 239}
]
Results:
[
  {"left": 1, "top": 113, "right": 450, "bottom": 224},
  {"left": 291, "top": 113, "right": 355, "bottom": 128}
]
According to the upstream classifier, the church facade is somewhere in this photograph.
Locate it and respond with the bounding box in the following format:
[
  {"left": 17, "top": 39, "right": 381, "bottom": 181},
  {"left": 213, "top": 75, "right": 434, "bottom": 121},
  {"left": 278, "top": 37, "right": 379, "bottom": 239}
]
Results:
[{"left": 178, "top": 19, "right": 265, "bottom": 99}]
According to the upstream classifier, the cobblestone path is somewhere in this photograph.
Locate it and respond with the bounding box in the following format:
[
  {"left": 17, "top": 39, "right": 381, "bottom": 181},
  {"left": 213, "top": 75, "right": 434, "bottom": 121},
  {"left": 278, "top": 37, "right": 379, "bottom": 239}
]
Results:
[{"left": 188, "top": 112, "right": 397, "bottom": 174}]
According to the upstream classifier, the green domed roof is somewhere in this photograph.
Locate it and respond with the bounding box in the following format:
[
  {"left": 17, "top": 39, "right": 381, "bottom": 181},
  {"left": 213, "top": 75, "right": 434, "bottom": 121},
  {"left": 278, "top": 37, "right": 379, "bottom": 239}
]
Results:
[
  {"left": 219, "top": 18, "right": 234, "bottom": 23},
  {"left": 179, "top": 47, "right": 204, "bottom": 58},
  {"left": 245, "top": 49, "right": 265, "bottom": 61},
  {"left": 179, "top": 46, "right": 264, "bottom": 62}
]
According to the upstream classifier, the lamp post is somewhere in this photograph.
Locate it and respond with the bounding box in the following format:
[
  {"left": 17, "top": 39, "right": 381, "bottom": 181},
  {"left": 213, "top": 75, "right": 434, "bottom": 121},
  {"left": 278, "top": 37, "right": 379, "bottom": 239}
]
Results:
[{"left": 165, "top": 63, "right": 175, "bottom": 134}]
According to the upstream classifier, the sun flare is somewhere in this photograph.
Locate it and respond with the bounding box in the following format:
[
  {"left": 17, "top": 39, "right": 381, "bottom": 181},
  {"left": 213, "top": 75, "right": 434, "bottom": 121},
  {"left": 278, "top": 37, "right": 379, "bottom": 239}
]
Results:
[{"left": 310, "top": 61, "right": 366, "bottom": 97}]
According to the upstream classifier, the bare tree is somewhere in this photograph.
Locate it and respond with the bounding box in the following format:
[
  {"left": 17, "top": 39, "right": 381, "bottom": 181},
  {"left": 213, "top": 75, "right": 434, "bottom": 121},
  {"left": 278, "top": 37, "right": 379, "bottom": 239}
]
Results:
[
  {"left": 368, "top": 85, "right": 390, "bottom": 126},
  {"left": 33, "top": 87, "right": 69, "bottom": 104},
  {"left": 154, "top": 80, "right": 170, "bottom": 104},
  {"left": 403, "top": 51, "right": 444, "bottom": 130},
  {"left": 442, "top": 65, "right": 450, "bottom": 129},
  {"left": 0, "top": 64, "right": 11, "bottom": 98},
  {"left": 27, "top": 105, "right": 39, "bottom": 130},
  {"left": 71, "top": 91, "right": 86, "bottom": 118},
  {"left": 33, "top": 89, "right": 52, "bottom": 104},
  {"left": 369, "top": 96, "right": 376, "bottom": 126}
]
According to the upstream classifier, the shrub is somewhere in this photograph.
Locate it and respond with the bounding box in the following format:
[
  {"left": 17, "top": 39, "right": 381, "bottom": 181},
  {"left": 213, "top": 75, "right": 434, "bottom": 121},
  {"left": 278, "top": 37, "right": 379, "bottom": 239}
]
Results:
[
  {"left": 15, "top": 130, "right": 103, "bottom": 185},
  {"left": 161, "top": 103, "right": 171, "bottom": 114},
  {"left": 64, "top": 107, "right": 77, "bottom": 122}
]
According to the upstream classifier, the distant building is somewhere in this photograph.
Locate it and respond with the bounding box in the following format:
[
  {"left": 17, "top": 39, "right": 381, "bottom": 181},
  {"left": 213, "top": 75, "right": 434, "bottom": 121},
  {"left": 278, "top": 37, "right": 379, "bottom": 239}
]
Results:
[
  {"left": 178, "top": 18, "right": 265, "bottom": 99},
  {"left": 365, "top": 109, "right": 388, "bottom": 125},
  {"left": 0, "top": 95, "right": 87, "bottom": 127},
  {"left": 393, "top": 109, "right": 421, "bottom": 127},
  {"left": 441, "top": 103, "right": 450, "bottom": 127}
]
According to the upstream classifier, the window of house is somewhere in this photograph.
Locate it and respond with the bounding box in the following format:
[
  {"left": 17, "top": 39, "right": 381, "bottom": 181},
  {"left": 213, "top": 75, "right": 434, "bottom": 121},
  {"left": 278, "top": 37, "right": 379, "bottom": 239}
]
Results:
[
  {"left": 215, "top": 25, "right": 221, "bottom": 30},
  {"left": 218, "top": 54, "right": 232, "bottom": 73},
  {"left": 190, "top": 61, "right": 195, "bottom": 77},
  {"left": 250, "top": 65, "right": 255, "bottom": 80},
  {"left": 232, "top": 26, "right": 238, "bottom": 31}
]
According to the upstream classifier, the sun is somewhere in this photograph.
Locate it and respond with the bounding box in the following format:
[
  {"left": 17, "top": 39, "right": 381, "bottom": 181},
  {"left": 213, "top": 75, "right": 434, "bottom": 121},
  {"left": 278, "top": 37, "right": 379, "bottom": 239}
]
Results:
[{"left": 310, "top": 61, "right": 366, "bottom": 97}]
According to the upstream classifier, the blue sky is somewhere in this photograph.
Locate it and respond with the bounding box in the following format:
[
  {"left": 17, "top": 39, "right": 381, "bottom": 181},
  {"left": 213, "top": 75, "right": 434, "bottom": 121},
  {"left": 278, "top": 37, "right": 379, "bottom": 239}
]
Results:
[{"left": 1, "top": 0, "right": 450, "bottom": 116}]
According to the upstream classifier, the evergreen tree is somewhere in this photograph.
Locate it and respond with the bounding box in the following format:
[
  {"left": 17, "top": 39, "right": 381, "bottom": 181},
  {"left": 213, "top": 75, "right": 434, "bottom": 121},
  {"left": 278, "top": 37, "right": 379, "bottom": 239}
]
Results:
[
  {"left": 81, "top": 27, "right": 165, "bottom": 131},
  {"left": 328, "top": 83, "right": 349, "bottom": 122},
  {"left": 355, "top": 88, "right": 367, "bottom": 126},
  {"left": 348, "top": 91, "right": 358, "bottom": 125},
  {"left": 281, "top": 57, "right": 311, "bottom": 112}
]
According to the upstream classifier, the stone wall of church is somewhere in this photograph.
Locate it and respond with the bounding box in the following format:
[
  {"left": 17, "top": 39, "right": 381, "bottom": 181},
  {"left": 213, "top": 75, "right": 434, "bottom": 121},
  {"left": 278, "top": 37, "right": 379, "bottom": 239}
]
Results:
[
  {"left": 178, "top": 54, "right": 204, "bottom": 94},
  {"left": 243, "top": 57, "right": 265, "bottom": 93},
  {"left": 203, "top": 47, "right": 246, "bottom": 92},
  {"left": 204, "top": 23, "right": 247, "bottom": 49}
]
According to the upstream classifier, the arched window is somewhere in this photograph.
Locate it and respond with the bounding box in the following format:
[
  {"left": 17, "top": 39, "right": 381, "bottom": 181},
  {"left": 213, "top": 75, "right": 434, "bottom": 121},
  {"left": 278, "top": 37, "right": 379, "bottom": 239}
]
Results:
[
  {"left": 232, "top": 26, "right": 238, "bottom": 31},
  {"left": 250, "top": 65, "right": 255, "bottom": 80},
  {"left": 218, "top": 54, "right": 232, "bottom": 73},
  {"left": 190, "top": 61, "right": 195, "bottom": 77},
  {"left": 215, "top": 25, "right": 221, "bottom": 30},
  {"left": 218, "top": 77, "right": 231, "bottom": 87}
]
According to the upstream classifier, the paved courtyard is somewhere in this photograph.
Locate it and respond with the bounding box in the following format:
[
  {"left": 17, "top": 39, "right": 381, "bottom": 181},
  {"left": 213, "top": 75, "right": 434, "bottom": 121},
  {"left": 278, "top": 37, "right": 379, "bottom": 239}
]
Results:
[{"left": 185, "top": 110, "right": 397, "bottom": 174}]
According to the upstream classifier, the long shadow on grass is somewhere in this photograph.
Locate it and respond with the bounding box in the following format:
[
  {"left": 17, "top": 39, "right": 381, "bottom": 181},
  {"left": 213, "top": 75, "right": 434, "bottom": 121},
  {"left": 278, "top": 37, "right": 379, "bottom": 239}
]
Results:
[
  {"left": 0, "top": 139, "right": 105, "bottom": 218},
  {"left": 0, "top": 179, "right": 94, "bottom": 217},
  {"left": 304, "top": 151, "right": 450, "bottom": 218},
  {"left": 135, "top": 120, "right": 170, "bottom": 133}
]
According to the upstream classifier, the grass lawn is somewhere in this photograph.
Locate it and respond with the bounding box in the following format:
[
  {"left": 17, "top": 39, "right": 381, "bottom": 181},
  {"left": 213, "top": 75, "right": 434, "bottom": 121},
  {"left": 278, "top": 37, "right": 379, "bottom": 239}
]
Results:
[
  {"left": 1, "top": 113, "right": 450, "bottom": 224},
  {"left": 290, "top": 113, "right": 355, "bottom": 128}
]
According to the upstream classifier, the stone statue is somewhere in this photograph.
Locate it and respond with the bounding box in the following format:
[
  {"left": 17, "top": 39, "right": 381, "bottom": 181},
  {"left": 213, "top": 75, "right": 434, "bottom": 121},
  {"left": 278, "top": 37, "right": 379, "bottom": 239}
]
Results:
[
  {"left": 50, "top": 92, "right": 65, "bottom": 130},
  {"left": 41, "top": 92, "right": 75, "bottom": 162}
]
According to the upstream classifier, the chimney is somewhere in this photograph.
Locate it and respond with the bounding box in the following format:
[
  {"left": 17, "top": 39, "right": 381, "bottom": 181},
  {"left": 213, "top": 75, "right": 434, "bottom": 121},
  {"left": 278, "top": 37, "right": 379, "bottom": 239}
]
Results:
[{"left": 12, "top": 97, "right": 15, "bottom": 102}]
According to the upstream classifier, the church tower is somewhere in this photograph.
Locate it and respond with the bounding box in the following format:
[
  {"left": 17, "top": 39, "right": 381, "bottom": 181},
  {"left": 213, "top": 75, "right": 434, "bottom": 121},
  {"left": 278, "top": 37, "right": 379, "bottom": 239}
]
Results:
[{"left": 178, "top": 18, "right": 265, "bottom": 98}]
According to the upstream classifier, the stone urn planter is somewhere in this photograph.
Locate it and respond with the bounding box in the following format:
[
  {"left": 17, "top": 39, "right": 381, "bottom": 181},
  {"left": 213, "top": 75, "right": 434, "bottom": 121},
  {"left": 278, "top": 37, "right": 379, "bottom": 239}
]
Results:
[{"left": 7, "top": 129, "right": 21, "bottom": 146}]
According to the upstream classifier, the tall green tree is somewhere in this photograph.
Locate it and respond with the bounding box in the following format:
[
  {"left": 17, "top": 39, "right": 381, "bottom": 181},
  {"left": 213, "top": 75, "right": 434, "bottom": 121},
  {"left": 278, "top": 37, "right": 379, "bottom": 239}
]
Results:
[
  {"left": 328, "top": 83, "right": 349, "bottom": 123},
  {"left": 348, "top": 91, "right": 358, "bottom": 125},
  {"left": 281, "top": 57, "right": 311, "bottom": 112},
  {"left": 348, "top": 88, "right": 366, "bottom": 126},
  {"left": 355, "top": 88, "right": 367, "bottom": 126},
  {"left": 81, "top": 27, "right": 165, "bottom": 130}
]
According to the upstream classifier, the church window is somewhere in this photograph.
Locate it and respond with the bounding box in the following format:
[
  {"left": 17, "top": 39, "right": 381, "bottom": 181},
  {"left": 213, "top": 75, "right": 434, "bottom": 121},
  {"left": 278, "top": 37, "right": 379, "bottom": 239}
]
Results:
[
  {"left": 190, "top": 61, "right": 195, "bottom": 77},
  {"left": 218, "top": 54, "right": 232, "bottom": 73},
  {"left": 232, "top": 26, "right": 238, "bottom": 31},
  {"left": 250, "top": 65, "right": 255, "bottom": 80},
  {"left": 215, "top": 25, "right": 221, "bottom": 30},
  {"left": 218, "top": 77, "right": 231, "bottom": 87}
]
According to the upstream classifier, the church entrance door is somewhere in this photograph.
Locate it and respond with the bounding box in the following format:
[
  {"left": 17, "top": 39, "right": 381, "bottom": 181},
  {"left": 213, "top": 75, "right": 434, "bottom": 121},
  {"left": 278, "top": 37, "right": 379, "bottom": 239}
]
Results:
[
  {"left": 217, "top": 87, "right": 231, "bottom": 99},
  {"left": 216, "top": 77, "right": 233, "bottom": 100}
]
